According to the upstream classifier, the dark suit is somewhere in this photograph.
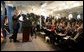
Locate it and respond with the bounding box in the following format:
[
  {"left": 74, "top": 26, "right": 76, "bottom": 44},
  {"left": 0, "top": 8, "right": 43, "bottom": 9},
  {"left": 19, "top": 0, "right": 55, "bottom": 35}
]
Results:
[{"left": 10, "top": 15, "right": 20, "bottom": 42}]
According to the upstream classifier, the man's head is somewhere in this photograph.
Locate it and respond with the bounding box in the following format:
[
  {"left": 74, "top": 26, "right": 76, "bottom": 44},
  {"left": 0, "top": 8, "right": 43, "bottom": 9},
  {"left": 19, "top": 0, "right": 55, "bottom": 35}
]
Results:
[{"left": 14, "top": 7, "right": 20, "bottom": 16}]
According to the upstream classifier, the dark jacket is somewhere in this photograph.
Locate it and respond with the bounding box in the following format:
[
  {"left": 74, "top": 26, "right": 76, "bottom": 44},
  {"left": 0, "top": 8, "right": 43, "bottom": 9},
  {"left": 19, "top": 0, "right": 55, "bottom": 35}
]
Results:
[{"left": 12, "top": 15, "right": 20, "bottom": 30}]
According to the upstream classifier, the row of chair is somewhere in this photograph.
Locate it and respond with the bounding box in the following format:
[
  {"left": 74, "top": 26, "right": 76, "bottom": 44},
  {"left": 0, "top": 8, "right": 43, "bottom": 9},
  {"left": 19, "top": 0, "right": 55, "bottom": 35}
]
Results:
[{"left": 40, "top": 27, "right": 84, "bottom": 51}]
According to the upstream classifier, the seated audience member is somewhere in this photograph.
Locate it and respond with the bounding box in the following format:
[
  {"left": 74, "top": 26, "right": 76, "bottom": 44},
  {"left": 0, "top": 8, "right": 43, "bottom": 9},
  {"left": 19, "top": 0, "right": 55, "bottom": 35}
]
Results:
[
  {"left": 63, "top": 24, "right": 83, "bottom": 49},
  {"left": 50, "top": 20, "right": 56, "bottom": 33},
  {"left": 3, "top": 16, "right": 9, "bottom": 39},
  {"left": 56, "top": 22, "right": 63, "bottom": 33},
  {"left": 70, "top": 22, "right": 77, "bottom": 38},
  {"left": 65, "top": 22, "right": 72, "bottom": 36},
  {"left": 49, "top": 20, "right": 56, "bottom": 44}
]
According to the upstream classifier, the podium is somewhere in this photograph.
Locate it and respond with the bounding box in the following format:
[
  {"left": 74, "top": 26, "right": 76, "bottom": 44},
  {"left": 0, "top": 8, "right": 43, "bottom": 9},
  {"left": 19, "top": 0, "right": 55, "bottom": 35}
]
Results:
[
  {"left": 22, "top": 28, "right": 31, "bottom": 42},
  {"left": 22, "top": 17, "right": 32, "bottom": 42}
]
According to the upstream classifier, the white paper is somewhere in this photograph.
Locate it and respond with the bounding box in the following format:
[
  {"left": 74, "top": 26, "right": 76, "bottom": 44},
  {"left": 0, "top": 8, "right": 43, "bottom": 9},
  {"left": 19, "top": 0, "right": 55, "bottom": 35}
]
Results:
[{"left": 19, "top": 15, "right": 23, "bottom": 21}]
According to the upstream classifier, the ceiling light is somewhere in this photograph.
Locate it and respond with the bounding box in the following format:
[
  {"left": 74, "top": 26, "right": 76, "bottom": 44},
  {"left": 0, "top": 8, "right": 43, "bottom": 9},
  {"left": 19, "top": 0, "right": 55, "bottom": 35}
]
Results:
[
  {"left": 77, "top": 14, "right": 81, "bottom": 19},
  {"left": 41, "top": 3, "right": 47, "bottom": 8},
  {"left": 68, "top": 14, "right": 73, "bottom": 20}
]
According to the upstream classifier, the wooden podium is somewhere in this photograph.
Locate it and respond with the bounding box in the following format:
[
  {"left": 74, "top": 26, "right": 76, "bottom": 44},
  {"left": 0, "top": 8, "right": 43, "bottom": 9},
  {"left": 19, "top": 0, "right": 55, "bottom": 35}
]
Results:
[
  {"left": 22, "top": 17, "right": 32, "bottom": 42},
  {"left": 22, "top": 29, "right": 31, "bottom": 42}
]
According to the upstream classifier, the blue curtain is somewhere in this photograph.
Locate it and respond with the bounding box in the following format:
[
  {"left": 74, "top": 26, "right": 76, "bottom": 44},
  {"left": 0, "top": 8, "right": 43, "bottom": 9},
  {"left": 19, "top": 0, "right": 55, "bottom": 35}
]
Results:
[
  {"left": 6, "top": 6, "right": 14, "bottom": 34},
  {"left": 1, "top": 15, "right": 4, "bottom": 28}
]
